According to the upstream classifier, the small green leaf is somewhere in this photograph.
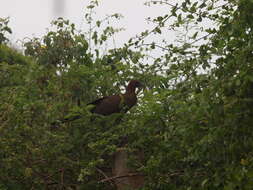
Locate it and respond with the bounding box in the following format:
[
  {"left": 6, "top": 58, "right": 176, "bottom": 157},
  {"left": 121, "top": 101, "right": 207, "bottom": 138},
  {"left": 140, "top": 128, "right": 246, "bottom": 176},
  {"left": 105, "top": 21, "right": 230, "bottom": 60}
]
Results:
[
  {"left": 201, "top": 179, "right": 208, "bottom": 187},
  {"left": 157, "top": 16, "right": 163, "bottom": 22},
  {"left": 187, "top": 14, "right": 194, "bottom": 19},
  {"left": 151, "top": 42, "right": 156, "bottom": 49},
  {"left": 155, "top": 27, "right": 161, "bottom": 34},
  {"left": 96, "top": 21, "right": 101, "bottom": 27},
  {"left": 236, "top": 79, "right": 241, "bottom": 86}
]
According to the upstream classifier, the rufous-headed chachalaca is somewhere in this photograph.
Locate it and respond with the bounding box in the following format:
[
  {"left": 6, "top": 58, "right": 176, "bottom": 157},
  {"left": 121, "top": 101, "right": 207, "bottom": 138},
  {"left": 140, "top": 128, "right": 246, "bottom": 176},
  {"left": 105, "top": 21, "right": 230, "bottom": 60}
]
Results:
[
  {"left": 89, "top": 80, "right": 143, "bottom": 115},
  {"left": 53, "top": 80, "right": 143, "bottom": 124}
]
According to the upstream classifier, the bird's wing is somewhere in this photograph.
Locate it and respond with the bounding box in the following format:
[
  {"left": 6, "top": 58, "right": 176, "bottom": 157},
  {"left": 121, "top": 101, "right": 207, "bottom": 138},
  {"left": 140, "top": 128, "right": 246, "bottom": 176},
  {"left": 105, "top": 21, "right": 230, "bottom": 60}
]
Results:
[
  {"left": 87, "top": 96, "right": 107, "bottom": 106},
  {"left": 87, "top": 95, "right": 123, "bottom": 115}
]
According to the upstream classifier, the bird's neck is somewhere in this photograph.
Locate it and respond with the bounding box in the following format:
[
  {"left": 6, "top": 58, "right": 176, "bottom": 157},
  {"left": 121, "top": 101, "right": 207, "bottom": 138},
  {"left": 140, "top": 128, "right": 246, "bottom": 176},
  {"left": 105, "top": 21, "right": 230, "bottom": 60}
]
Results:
[
  {"left": 126, "top": 86, "right": 136, "bottom": 95},
  {"left": 123, "top": 88, "right": 137, "bottom": 108}
]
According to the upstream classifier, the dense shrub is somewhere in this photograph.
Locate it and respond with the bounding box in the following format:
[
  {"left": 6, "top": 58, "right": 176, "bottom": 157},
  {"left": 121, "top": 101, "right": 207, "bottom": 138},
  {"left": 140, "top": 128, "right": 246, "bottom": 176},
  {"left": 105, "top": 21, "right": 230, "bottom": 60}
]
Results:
[{"left": 1, "top": 0, "right": 253, "bottom": 189}]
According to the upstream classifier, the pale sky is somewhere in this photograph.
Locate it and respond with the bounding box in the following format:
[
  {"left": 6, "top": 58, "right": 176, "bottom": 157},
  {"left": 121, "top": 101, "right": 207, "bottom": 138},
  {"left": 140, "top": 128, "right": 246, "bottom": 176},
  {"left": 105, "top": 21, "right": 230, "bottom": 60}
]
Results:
[{"left": 0, "top": 0, "right": 171, "bottom": 47}]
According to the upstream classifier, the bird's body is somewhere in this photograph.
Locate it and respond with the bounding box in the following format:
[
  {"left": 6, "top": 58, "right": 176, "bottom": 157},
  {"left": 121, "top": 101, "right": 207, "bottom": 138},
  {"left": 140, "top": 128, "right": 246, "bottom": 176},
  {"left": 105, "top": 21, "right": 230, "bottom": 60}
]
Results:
[
  {"left": 52, "top": 80, "right": 142, "bottom": 125},
  {"left": 89, "top": 95, "right": 122, "bottom": 115},
  {"left": 89, "top": 80, "right": 142, "bottom": 115}
]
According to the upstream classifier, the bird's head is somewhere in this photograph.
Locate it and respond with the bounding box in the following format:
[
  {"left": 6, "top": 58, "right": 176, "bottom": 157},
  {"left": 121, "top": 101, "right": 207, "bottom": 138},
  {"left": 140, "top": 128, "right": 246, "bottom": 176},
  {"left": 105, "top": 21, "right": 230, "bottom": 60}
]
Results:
[{"left": 126, "top": 80, "right": 144, "bottom": 94}]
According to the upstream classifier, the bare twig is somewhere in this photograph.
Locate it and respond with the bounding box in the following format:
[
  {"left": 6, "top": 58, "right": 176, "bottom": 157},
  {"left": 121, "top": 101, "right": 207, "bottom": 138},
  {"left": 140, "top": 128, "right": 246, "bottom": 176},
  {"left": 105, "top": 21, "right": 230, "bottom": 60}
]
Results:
[
  {"left": 189, "top": 33, "right": 212, "bottom": 45},
  {"left": 148, "top": 0, "right": 176, "bottom": 7},
  {"left": 60, "top": 168, "right": 64, "bottom": 188},
  {"left": 96, "top": 167, "right": 116, "bottom": 187},
  {"left": 136, "top": 43, "right": 171, "bottom": 51},
  {"left": 99, "top": 172, "right": 145, "bottom": 183}
]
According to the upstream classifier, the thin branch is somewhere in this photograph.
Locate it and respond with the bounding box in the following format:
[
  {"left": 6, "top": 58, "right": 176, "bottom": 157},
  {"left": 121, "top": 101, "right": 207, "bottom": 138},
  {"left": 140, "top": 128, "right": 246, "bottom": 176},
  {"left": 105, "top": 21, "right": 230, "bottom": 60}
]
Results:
[
  {"left": 128, "top": 14, "right": 176, "bottom": 48},
  {"left": 60, "top": 168, "right": 64, "bottom": 188},
  {"left": 96, "top": 167, "right": 116, "bottom": 187},
  {"left": 99, "top": 173, "right": 145, "bottom": 183},
  {"left": 213, "top": 2, "right": 230, "bottom": 10},
  {"left": 148, "top": 0, "right": 176, "bottom": 7},
  {"left": 136, "top": 43, "right": 171, "bottom": 51},
  {"left": 189, "top": 33, "right": 212, "bottom": 45}
]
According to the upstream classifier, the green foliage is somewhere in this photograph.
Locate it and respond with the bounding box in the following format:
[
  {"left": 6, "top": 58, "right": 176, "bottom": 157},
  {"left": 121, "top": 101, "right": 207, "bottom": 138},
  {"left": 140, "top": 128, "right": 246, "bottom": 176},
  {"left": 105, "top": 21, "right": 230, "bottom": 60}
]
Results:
[
  {"left": 0, "top": 18, "right": 12, "bottom": 44},
  {"left": 1, "top": 0, "right": 253, "bottom": 189},
  {"left": 0, "top": 44, "right": 30, "bottom": 65},
  {"left": 24, "top": 18, "right": 91, "bottom": 68},
  {"left": 133, "top": 0, "right": 253, "bottom": 189}
]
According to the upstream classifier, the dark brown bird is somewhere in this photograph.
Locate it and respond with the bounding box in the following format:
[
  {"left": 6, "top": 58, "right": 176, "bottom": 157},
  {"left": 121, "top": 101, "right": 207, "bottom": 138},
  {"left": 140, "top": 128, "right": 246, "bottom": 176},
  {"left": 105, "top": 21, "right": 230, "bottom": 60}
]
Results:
[
  {"left": 52, "top": 80, "right": 143, "bottom": 125},
  {"left": 89, "top": 80, "right": 143, "bottom": 115}
]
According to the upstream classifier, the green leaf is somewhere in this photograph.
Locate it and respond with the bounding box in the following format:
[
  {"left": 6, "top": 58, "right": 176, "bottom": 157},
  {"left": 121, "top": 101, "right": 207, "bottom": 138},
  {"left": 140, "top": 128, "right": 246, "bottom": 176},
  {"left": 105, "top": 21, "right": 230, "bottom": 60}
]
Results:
[
  {"left": 151, "top": 42, "right": 156, "bottom": 49},
  {"left": 96, "top": 20, "right": 101, "bottom": 27},
  {"left": 187, "top": 14, "right": 194, "bottom": 19},
  {"left": 155, "top": 27, "right": 161, "bottom": 34},
  {"left": 235, "top": 79, "right": 241, "bottom": 86}
]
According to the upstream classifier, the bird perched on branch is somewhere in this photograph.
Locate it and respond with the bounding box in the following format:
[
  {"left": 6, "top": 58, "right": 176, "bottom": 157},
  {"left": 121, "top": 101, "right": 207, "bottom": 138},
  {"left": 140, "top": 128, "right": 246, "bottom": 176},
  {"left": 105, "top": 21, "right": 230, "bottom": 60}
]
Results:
[
  {"left": 89, "top": 80, "right": 143, "bottom": 115},
  {"left": 52, "top": 80, "right": 143, "bottom": 125}
]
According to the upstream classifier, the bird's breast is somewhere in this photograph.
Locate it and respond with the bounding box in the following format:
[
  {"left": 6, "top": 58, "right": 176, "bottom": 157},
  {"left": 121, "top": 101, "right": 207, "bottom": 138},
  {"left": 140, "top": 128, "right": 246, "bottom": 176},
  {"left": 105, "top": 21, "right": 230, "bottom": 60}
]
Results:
[{"left": 123, "top": 93, "right": 137, "bottom": 108}]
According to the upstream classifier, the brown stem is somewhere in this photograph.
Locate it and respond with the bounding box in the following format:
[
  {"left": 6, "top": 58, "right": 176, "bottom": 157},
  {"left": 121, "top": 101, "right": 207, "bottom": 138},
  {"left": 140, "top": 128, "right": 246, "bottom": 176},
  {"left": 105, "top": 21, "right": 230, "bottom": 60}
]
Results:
[
  {"left": 96, "top": 167, "right": 116, "bottom": 187},
  {"left": 99, "top": 173, "right": 145, "bottom": 183},
  {"left": 60, "top": 168, "right": 64, "bottom": 188}
]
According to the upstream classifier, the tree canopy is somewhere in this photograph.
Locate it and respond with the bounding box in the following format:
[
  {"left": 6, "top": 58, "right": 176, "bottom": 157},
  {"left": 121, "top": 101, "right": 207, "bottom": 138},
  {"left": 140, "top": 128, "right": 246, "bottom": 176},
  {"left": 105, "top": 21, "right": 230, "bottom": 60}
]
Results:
[{"left": 1, "top": 0, "right": 253, "bottom": 189}]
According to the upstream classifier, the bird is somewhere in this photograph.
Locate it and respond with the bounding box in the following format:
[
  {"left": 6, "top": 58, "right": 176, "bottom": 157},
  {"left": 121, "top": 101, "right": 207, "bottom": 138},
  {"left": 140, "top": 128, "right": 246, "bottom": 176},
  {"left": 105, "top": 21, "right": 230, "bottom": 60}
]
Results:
[
  {"left": 89, "top": 80, "right": 143, "bottom": 115},
  {"left": 52, "top": 80, "right": 143, "bottom": 125}
]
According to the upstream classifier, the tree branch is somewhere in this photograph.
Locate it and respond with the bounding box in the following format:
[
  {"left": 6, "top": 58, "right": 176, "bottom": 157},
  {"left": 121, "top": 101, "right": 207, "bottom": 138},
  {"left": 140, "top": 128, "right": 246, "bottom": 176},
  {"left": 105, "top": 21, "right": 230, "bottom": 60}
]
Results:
[
  {"left": 99, "top": 173, "right": 145, "bottom": 183},
  {"left": 96, "top": 167, "right": 116, "bottom": 187}
]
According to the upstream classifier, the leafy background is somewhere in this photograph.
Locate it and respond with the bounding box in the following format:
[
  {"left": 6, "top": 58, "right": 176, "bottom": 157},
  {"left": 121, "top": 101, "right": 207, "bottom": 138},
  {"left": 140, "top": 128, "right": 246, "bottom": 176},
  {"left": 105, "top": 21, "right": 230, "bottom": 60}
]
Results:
[{"left": 1, "top": 0, "right": 253, "bottom": 189}]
